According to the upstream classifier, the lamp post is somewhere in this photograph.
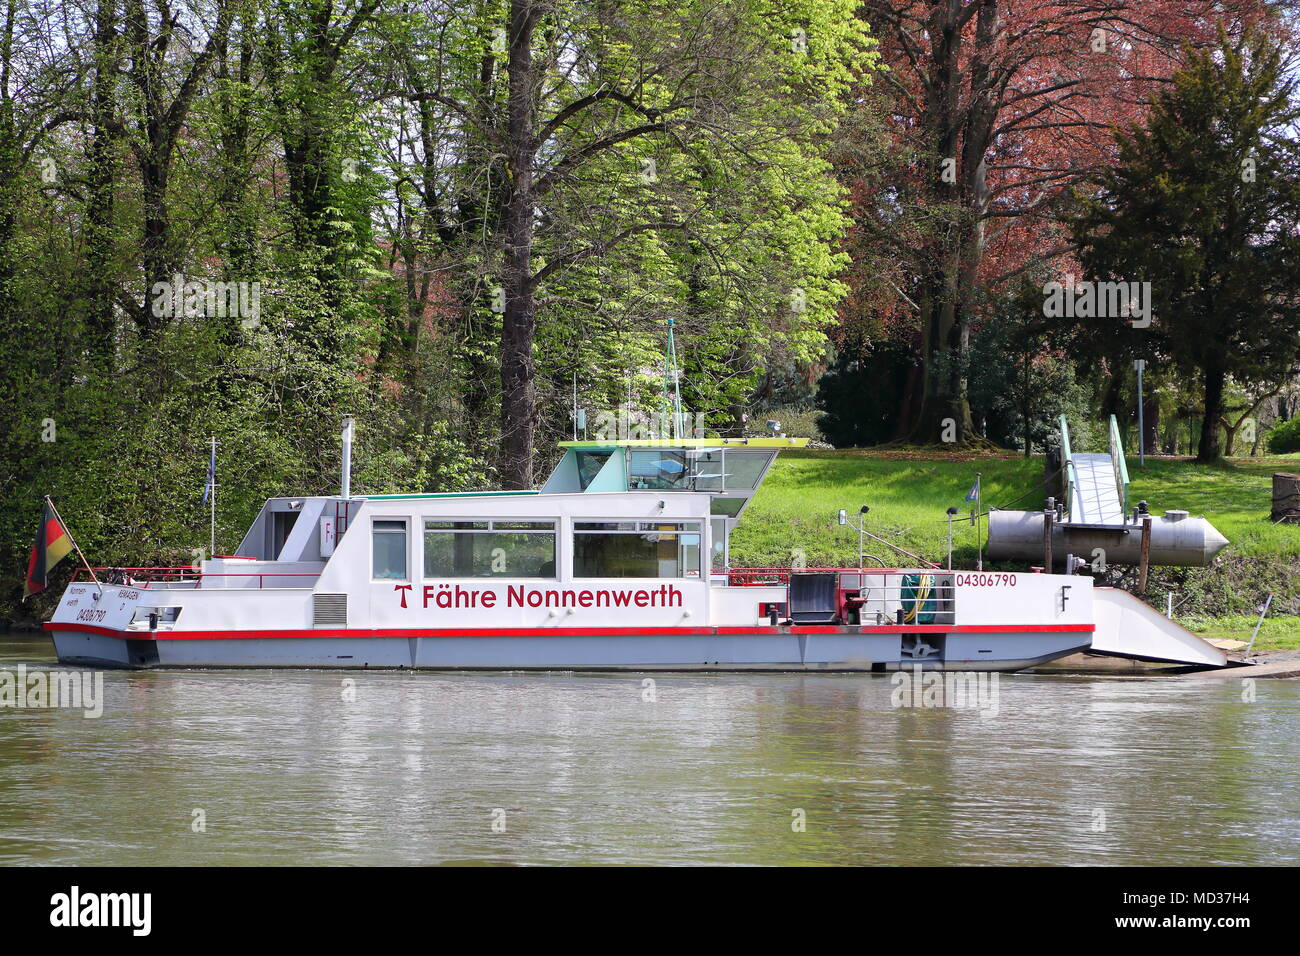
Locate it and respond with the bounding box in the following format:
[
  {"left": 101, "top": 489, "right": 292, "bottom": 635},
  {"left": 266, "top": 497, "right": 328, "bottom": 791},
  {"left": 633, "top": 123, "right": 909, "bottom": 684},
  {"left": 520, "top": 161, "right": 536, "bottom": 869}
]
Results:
[
  {"left": 837, "top": 505, "right": 871, "bottom": 568},
  {"left": 1134, "top": 358, "right": 1146, "bottom": 466},
  {"left": 946, "top": 507, "right": 959, "bottom": 570}
]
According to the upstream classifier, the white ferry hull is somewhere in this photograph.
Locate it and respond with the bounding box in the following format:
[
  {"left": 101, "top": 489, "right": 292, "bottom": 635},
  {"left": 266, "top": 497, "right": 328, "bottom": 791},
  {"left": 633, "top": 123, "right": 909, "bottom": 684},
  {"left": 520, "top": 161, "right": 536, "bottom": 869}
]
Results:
[{"left": 48, "top": 625, "right": 1090, "bottom": 672}]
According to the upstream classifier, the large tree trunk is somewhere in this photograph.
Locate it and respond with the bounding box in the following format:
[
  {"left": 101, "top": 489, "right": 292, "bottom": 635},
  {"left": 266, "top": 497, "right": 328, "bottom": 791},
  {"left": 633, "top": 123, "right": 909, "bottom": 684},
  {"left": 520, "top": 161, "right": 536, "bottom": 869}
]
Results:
[
  {"left": 904, "top": 261, "right": 974, "bottom": 443},
  {"left": 85, "top": 0, "right": 117, "bottom": 363},
  {"left": 898, "top": 1, "right": 995, "bottom": 445},
  {"left": 140, "top": 161, "right": 170, "bottom": 336},
  {"left": 498, "top": 0, "right": 542, "bottom": 489},
  {"left": 1197, "top": 363, "right": 1225, "bottom": 462}
]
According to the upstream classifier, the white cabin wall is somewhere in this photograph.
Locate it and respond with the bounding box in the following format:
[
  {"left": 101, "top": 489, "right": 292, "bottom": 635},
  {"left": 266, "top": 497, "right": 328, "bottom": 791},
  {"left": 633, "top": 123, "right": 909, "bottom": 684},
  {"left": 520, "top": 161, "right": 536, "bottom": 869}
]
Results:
[
  {"left": 952, "top": 572, "right": 1093, "bottom": 627},
  {"left": 233, "top": 502, "right": 271, "bottom": 558},
  {"left": 315, "top": 492, "right": 717, "bottom": 628},
  {"left": 276, "top": 498, "right": 334, "bottom": 561}
]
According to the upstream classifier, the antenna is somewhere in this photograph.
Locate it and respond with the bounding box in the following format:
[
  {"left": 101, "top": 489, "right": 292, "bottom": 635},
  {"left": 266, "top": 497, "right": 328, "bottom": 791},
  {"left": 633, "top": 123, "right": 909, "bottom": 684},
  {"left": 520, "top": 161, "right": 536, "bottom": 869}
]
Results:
[{"left": 662, "top": 318, "right": 683, "bottom": 439}]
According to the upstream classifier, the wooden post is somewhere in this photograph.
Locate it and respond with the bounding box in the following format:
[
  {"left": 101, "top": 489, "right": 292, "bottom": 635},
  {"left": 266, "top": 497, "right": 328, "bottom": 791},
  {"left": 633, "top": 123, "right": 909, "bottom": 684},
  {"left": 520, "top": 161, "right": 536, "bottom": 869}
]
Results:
[
  {"left": 1138, "top": 516, "right": 1152, "bottom": 593},
  {"left": 1043, "top": 501, "right": 1054, "bottom": 572},
  {"left": 1272, "top": 473, "right": 1300, "bottom": 524}
]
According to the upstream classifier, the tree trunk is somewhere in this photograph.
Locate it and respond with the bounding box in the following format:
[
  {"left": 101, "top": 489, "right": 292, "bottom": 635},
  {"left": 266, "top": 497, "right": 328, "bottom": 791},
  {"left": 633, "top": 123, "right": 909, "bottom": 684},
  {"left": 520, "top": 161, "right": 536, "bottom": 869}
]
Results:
[
  {"left": 498, "top": 0, "right": 541, "bottom": 489},
  {"left": 1142, "top": 387, "right": 1159, "bottom": 457},
  {"left": 1197, "top": 363, "right": 1225, "bottom": 462},
  {"left": 903, "top": 259, "right": 974, "bottom": 443},
  {"left": 1272, "top": 473, "right": 1300, "bottom": 523},
  {"left": 85, "top": 0, "right": 117, "bottom": 363},
  {"left": 140, "top": 161, "right": 170, "bottom": 336}
]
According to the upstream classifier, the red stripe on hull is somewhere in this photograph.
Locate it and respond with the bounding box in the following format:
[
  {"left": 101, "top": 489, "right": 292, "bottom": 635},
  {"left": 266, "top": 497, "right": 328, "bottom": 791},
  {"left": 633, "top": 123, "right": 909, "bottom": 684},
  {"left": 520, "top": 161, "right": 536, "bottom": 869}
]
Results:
[{"left": 46, "top": 621, "right": 1095, "bottom": 641}]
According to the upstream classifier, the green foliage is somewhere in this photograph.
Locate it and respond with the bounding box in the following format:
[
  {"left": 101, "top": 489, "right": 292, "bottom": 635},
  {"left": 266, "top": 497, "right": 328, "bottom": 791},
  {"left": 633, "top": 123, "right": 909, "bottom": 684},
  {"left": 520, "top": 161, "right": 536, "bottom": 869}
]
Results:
[
  {"left": 0, "top": 0, "right": 873, "bottom": 619},
  {"left": 1067, "top": 29, "right": 1300, "bottom": 460},
  {"left": 967, "top": 295, "right": 1094, "bottom": 456},
  {"left": 814, "top": 342, "right": 915, "bottom": 447},
  {"left": 1267, "top": 416, "right": 1300, "bottom": 454}
]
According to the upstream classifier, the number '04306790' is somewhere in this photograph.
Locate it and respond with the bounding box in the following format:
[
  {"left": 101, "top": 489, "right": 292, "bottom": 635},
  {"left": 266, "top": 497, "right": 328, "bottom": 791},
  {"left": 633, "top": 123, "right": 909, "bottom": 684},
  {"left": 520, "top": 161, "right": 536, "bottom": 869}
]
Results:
[{"left": 955, "top": 573, "right": 1017, "bottom": 587}]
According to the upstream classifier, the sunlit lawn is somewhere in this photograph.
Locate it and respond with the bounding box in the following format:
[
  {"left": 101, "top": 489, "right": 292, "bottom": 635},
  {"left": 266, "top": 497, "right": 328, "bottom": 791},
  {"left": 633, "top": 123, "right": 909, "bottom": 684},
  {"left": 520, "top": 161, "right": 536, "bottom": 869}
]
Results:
[
  {"left": 1182, "top": 615, "right": 1300, "bottom": 652},
  {"left": 730, "top": 448, "right": 1300, "bottom": 645},
  {"left": 732, "top": 449, "right": 1300, "bottom": 567}
]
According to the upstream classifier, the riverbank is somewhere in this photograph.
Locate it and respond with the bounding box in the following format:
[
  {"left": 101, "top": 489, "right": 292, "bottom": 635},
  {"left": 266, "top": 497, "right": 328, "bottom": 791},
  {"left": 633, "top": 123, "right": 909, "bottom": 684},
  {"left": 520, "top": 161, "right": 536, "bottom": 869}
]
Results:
[{"left": 732, "top": 447, "right": 1300, "bottom": 645}]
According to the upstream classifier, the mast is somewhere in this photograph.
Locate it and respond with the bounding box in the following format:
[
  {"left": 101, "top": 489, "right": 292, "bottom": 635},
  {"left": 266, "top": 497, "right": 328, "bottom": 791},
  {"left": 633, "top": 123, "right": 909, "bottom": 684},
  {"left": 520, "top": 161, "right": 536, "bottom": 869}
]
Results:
[{"left": 662, "top": 317, "right": 683, "bottom": 438}]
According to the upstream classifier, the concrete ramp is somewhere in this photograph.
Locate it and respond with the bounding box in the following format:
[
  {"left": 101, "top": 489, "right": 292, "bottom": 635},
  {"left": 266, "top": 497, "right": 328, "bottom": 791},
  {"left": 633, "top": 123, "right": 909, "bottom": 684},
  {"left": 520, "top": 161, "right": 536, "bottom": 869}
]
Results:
[{"left": 1090, "top": 588, "right": 1228, "bottom": 668}]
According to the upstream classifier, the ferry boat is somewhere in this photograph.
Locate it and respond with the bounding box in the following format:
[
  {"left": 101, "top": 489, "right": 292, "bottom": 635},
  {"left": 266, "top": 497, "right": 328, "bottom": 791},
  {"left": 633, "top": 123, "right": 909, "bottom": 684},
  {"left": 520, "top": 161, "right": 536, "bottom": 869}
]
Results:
[{"left": 45, "top": 435, "right": 1228, "bottom": 672}]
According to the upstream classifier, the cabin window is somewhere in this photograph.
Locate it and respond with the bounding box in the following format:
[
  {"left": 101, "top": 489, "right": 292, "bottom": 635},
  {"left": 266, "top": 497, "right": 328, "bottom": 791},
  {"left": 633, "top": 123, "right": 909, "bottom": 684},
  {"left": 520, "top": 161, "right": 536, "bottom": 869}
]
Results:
[
  {"left": 372, "top": 520, "right": 408, "bottom": 580},
  {"left": 710, "top": 498, "right": 745, "bottom": 517},
  {"left": 628, "top": 451, "right": 690, "bottom": 490},
  {"left": 423, "top": 520, "right": 556, "bottom": 578},
  {"left": 710, "top": 517, "right": 729, "bottom": 571},
  {"left": 573, "top": 521, "right": 701, "bottom": 578},
  {"left": 723, "top": 450, "right": 774, "bottom": 490},
  {"left": 575, "top": 452, "right": 610, "bottom": 489},
  {"left": 689, "top": 451, "right": 724, "bottom": 492},
  {"left": 272, "top": 511, "right": 300, "bottom": 560}
]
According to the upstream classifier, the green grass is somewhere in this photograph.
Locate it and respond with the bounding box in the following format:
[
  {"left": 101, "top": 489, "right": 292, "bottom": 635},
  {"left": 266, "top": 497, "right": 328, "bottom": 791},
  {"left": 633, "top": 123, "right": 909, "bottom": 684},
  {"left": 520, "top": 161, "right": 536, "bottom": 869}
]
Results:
[
  {"left": 1126, "top": 456, "right": 1300, "bottom": 559},
  {"left": 730, "top": 448, "right": 1300, "bottom": 644},
  {"left": 732, "top": 448, "right": 1300, "bottom": 567},
  {"left": 731, "top": 449, "right": 1041, "bottom": 568},
  {"left": 1182, "top": 615, "right": 1300, "bottom": 652}
]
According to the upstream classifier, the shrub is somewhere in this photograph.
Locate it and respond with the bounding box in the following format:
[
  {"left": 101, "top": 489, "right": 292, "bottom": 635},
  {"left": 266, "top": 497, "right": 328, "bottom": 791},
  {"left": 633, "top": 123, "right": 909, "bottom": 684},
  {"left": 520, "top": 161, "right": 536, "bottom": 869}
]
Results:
[{"left": 1266, "top": 417, "right": 1300, "bottom": 454}]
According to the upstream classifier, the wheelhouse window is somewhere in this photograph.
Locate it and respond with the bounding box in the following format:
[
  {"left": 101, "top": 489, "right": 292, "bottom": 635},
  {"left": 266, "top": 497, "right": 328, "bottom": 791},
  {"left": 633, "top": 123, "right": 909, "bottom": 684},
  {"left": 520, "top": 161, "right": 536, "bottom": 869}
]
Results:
[
  {"left": 573, "top": 521, "right": 701, "bottom": 578},
  {"left": 576, "top": 452, "right": 611, "bottom": 489},
  {"left": 424, "top": 520, "right": 556, "bottom": 578},
  {"left": 723, "top": 450, "right": 775, "bottom": 490},
  {"left": 625, "top": 449, "right": 736, "bottom": 492},
  {"left": 628, "top": 451, "right": 689, "bottom": 490},
  {"left": 372, "top": 520, "right": 408, "bottom": 580}
]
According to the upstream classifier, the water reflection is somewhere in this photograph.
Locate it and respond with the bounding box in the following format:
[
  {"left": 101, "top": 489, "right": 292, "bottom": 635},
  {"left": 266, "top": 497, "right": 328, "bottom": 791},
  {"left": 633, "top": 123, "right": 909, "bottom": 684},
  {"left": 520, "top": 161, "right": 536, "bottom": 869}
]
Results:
[{"left": 1, "top": 632, "right": 1296, "bottom": 865}]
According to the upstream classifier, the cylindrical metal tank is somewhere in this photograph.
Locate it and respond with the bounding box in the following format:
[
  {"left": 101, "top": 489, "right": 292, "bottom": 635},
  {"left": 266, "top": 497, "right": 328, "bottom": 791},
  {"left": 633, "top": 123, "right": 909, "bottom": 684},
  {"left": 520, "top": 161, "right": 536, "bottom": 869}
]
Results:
[{"left": 985, "top": 509, "right": 1229, "bottom": 568}]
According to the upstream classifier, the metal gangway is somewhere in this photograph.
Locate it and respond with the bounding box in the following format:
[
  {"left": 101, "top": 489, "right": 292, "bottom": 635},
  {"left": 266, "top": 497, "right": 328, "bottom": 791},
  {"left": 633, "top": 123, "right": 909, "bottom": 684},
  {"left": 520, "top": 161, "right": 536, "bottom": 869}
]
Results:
[{"left": 1059, "top": 414, "right": 1129, "bottom": 526}]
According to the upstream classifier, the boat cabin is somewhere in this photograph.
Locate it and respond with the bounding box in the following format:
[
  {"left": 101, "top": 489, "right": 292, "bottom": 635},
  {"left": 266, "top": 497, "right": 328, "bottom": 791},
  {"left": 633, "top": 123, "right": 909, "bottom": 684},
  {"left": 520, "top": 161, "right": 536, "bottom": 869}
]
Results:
[{"left": 153, "top": 438, "right": 807, "bottom": 631}]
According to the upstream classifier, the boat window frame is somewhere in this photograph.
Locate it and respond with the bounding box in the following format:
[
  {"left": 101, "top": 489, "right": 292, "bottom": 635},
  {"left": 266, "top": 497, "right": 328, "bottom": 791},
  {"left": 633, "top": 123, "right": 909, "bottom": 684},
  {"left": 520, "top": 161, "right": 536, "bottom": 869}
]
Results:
[
  {"left": 571, "top": 519, "right": 703, "bottom": 579},
  {"left": 370, "top": 517, "right": 411, "bottom": 582},
  {"left": 422, "top": 518, "right": 558, "bottom": 580}
]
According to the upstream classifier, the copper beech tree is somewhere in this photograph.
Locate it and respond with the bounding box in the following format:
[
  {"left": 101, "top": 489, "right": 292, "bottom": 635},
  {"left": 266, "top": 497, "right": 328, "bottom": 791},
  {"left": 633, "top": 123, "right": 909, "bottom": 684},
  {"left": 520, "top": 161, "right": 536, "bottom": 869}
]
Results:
[{"left": 845, "top": 0, "right": 1284, "bottom": 444}]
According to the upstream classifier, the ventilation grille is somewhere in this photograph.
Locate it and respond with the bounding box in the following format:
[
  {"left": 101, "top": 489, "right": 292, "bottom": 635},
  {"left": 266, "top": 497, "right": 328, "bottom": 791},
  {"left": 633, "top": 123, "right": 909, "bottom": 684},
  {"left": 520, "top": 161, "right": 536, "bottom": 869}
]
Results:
[{"left": 313, "top": 593, "right": 348, "bottom": 627}]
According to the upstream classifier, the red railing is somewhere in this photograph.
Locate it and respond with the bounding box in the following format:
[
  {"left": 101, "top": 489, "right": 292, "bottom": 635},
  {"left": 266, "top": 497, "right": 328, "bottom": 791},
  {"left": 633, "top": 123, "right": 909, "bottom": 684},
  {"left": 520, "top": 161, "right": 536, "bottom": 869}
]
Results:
[
  {"left": 72, "top": 567, "right": 320, "bottom": 589},
  {"left": 727, "top": 567, "right": 915, "bottom": 587}
]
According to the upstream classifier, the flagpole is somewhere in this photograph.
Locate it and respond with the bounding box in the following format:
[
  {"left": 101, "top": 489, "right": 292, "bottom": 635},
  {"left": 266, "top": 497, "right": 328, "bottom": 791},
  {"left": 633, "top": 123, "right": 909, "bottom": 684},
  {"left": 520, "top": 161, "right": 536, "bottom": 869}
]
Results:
[
  {"left": 44, "top": 496, "right": 103, "bottom": 593},
  {"left": 976, "top": 473, "right": 983, "bottom": 572},
  {"left": 210, "top": 437, "right": 217, "bottom": 559}
]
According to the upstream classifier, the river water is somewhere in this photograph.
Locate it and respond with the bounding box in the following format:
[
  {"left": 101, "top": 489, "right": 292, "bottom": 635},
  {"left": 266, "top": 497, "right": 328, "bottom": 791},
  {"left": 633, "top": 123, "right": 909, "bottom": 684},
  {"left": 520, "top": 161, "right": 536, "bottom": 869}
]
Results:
[{"left": 1, "top": 630, "right": 1297, "bottom": 866}]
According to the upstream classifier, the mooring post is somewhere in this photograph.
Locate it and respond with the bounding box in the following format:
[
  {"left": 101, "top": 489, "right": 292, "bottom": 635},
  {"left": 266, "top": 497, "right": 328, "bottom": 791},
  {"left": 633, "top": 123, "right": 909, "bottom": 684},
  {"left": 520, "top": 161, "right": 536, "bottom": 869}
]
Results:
[
  {"left": 1138, "top": 515, "right": 1152, "bottom": 592},
  {"left": 1043, "top": 497, "right": 1054, "bottom": 572}
]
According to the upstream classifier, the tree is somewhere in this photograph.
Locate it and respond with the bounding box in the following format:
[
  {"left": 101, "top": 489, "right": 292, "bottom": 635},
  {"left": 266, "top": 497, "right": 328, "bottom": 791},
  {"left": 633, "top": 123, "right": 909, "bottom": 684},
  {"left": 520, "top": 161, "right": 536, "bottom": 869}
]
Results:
[
  {"left": 846, "top": 0, "right": 1273, "bottom": 445},
  {"left": 396, "top": 0, "right": 871, "bottom": 487},
  {"left": 1070, "top": 29, "right": 1300, "bottom": 462},
  {"left": 967, "top": 290, "right": 1090, "bottom": 457}
]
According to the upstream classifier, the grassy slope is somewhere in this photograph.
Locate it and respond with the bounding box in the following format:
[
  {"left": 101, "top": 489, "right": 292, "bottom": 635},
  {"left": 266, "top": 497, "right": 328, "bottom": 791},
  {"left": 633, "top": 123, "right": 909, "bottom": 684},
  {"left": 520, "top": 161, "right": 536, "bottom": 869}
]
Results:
[{"left": 731, "top": 449, "right": 1300, "bottom": 647}]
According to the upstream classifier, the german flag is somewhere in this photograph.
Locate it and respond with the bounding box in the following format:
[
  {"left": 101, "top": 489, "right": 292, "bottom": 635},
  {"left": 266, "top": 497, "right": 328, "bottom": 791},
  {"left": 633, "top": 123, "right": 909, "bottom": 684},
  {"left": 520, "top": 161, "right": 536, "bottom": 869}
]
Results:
[{"left": 24, "top": 499, "right": 73, "bottom": 598}]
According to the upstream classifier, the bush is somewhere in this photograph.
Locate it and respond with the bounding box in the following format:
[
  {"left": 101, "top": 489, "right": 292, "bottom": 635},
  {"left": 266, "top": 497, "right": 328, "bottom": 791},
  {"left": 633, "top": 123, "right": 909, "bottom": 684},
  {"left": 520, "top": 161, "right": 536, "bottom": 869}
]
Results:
[{"left": 1267, "top": 417, "right": 1300, "bottom": 454}]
